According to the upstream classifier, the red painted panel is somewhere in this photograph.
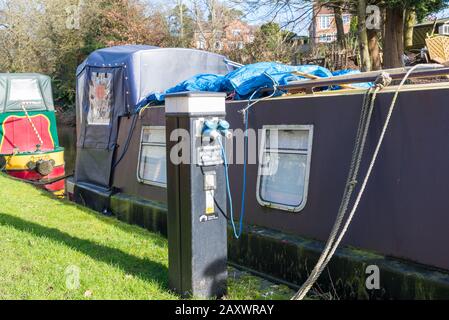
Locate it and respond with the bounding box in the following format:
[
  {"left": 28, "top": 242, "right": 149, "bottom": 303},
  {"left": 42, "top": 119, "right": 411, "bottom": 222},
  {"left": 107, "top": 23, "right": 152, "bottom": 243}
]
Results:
[
  {"left": 44, "top": 179, "right": 65, "bottom": 192},
  {"left": 0, "top": 115, "right": 55, "bottom": 154},
  {"left": 8, "top": 165, "right": 65, "bottom": 181}
]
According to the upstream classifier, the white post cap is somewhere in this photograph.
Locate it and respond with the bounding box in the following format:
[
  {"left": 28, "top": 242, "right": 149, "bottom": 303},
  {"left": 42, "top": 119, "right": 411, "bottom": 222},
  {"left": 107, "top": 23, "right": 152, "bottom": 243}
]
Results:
[{"left": 165, "top": 92, "right": 226, "bottom": 114}]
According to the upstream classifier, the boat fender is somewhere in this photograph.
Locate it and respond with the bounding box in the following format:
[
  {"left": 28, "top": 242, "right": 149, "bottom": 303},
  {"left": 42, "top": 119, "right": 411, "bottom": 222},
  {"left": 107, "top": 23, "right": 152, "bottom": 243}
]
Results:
[{"left": 36, "top": 159, "right": 55, "bottom": 176}]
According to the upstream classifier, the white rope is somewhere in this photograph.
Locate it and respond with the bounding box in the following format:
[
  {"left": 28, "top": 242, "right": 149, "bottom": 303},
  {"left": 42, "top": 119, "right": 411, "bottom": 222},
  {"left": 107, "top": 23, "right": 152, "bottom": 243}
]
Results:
[
  {"left": 293, "top": 65, "right": 425, "bottom": 300},
  {"left": 21, "top": 102, "right": 44, "bottom": 149}
]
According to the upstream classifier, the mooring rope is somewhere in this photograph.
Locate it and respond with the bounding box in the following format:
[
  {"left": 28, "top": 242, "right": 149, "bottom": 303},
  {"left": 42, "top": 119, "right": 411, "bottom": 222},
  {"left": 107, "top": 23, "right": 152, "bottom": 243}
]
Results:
[
  {"left": 0, "top": 148, "right": 19, "bottom": 172},
  {"left": 293, "top": 66, "right": 432, "bottom": 300},
  {"left": 292, "top": 70, "right": 400, "bottom": 300},
  {"left": 21, "top": 102, "right": 44, "bottom": 150}
]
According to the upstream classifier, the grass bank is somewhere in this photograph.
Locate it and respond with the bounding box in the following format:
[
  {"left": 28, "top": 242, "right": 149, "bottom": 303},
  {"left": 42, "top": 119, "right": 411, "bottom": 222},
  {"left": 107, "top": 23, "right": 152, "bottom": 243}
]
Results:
[{"left": 0, "top": 174, "right": 293, "bottom": 300}]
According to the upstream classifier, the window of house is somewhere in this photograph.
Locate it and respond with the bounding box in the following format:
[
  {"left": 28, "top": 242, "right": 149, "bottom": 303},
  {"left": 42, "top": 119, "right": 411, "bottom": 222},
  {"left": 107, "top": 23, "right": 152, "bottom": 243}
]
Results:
[
  {"left": 257, "top": 125, "right": 313, "bottom": 212},
  {"left": 232, "top": 29, "right": 241, "bottom": 37},
  {"left": 137, "top": 126, "right": 167, "bottom": 187},
  {"left": 319, "top": 15, "right": 332, "bottom": 29},
  {"left": 318, "top": 33, "right": 336, "bottom": 43},
  {"left": 197, "top": 34, "right": 206, "bottom": 49},
  {"left": 197, "top": 40, "right": 206, "bottom": 49},
  {"left": 343, "top": 15, "right": 351, "bottom": 25},
  {"left": 214, "top": 41, "right": 223, "bottom": 51}
]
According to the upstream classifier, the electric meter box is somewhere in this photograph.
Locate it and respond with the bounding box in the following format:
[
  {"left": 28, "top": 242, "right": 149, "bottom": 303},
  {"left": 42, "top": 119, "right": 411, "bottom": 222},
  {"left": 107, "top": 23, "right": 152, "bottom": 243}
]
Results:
[{"left": 165, "top": 92, "right": 228, "bottom": 299}]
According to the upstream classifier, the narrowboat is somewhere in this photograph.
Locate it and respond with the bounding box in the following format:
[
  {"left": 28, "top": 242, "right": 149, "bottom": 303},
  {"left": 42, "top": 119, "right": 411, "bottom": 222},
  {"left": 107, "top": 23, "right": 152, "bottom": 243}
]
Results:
[
  {"left": 0, "top": 74, "right": 65, "bottom": 197},
  {"left": 68, "top": 45, "right": 449, "bottom": 299}
]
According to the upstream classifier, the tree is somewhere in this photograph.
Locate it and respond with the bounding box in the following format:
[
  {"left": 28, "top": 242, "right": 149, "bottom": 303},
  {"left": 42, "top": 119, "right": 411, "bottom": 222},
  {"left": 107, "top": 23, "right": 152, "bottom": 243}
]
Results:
[
  {"left": 367, "top": 29, "right": 382, "bottom": 70},
  {"left": 0, "top": 0, "right": 172, "bottom": 107},
  {"left": 382, "top": 0, "right": 448, "bottom": 68},
  {"left": 333, "top": 1, "right": 347, "bottom": 49},
  {"left": 357, "top": 0, "right": 372, "bottom": 71},
  {"left": 244, "top": 22, "right": 297, "bottom": 63},
  {"left": 404, "top": 8, "right": 416, "bottom": 49},
  {"left": 98, "top": 0, "right": 171, "bottom": 47},
  {"left": 168, "top": 1, "right": 196, "bottom": 47}
]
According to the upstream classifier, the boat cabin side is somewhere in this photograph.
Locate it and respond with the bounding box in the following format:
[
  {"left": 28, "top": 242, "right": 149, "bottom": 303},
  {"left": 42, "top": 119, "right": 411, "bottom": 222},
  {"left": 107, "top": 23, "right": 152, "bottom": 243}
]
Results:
[{"left": 108, "top": 80, "right": 449, "bottom": 273}]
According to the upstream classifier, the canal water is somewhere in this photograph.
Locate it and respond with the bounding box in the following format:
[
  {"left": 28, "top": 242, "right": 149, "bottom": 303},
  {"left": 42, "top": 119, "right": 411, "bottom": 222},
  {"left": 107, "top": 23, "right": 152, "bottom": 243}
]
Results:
[{"left": 57, "top": 125, "right": 77, "bottom": 174}]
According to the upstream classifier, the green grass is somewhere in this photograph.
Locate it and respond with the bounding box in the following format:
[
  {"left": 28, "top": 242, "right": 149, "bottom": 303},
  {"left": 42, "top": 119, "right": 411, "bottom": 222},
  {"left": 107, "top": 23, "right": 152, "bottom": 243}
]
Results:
[{"left": 0, "top": 174, "right": 294, "bottom": 300}]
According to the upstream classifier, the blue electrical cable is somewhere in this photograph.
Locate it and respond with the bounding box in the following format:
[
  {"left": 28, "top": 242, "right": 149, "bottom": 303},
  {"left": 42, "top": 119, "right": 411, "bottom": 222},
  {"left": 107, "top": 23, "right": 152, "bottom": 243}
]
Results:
[
  {"left": 218, "top": 137, "right": 241, "bottom": 239},
  {"left": 238, "top": 109, "right": 249, "bottom": 239},
  {"left": 219, "top": 73, "right": 279, "bottom": 239}
]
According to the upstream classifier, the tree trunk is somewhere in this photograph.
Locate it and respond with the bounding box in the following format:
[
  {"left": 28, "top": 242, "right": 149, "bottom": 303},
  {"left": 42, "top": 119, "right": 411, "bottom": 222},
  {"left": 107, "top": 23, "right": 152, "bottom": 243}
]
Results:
[
  {"left": 357, "top": 0, "right": 371, "bottom": 71},
  {"left": 368, "top": 29, "right": 382, "bottom": 70},
  {"left": 334, "top": 2, "right": 346, "bottom": 50},
  {"left": 404, "top": 8, "right": 416, "bottom": 49},
  {"left": 383, "top": 7, "right": 404, "bottom": 68}
]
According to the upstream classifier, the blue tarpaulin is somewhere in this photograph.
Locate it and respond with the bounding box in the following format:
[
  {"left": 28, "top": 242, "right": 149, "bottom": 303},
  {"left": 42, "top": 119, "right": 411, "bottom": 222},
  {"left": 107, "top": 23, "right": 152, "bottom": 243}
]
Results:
[
  {"left": 331, "top": 69, "right": 372, "bottom": 89},
  {"left": 136, "top": 62, "right": 371, "bottom": 109},
  {"left": 224, "top": 62, "right": 333, "bottom": 99}
]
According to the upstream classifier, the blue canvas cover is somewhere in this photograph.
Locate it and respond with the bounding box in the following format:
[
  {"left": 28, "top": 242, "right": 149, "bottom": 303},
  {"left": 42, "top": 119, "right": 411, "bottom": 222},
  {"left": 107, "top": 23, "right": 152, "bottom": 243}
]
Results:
[
  {"left": 77, "top": 45, "right": 157, "bottom": 113},
  {"left": 136, "top": 62, "right": 371, "bottom": 108},
  {"left": 77, "top": 45, "right": 232, "bottom": 114},
  {"left": 75, "top": 45, "right": 232, "bottom": 188}
]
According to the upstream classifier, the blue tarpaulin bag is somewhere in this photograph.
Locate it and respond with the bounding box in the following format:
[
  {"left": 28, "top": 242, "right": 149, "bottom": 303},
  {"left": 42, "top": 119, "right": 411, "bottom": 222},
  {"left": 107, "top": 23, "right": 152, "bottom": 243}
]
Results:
[{"left": 223, "top": 62, "right": 333, "bottom": 99}]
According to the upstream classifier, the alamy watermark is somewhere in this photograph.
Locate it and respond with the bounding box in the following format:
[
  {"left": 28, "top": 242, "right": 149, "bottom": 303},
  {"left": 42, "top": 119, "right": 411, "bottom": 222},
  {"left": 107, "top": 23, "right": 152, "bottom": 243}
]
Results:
[
  {"left": 168, "top": 128, "right": 282, "bottom": 176},
  {"left": 365, "top": 265, "right": 380, "bottom": 290},
  {"left": 65, "top": 265, "right": 80, "bottom": 290},
  {"left": 366, "top": 5, "right": 382, "bottom": 30},
  {"left": 65, "top": 0, "right": 84, "bottom": 30}
]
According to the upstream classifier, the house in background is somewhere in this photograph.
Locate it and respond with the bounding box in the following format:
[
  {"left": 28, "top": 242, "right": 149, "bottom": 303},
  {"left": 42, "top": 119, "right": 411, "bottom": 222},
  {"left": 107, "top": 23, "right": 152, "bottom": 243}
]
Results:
[
  {"left": 194, "top": 20, "right": 256, "bottom": 52},
  {"left": 309, "top": 3, "right": 351, "bottom": 45}
]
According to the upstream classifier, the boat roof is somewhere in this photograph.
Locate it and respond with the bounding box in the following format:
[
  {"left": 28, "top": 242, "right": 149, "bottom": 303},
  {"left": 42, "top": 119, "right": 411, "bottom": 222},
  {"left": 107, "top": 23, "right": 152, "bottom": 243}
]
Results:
[
  {"left": 0, "top": 73, "right": 54, "bottom": 113},
  {"left": 76, "top": 45, "right": 232, "bottom": 112},
  {"left": 76, "top": 45, "right": 158, "bottom": 75}
]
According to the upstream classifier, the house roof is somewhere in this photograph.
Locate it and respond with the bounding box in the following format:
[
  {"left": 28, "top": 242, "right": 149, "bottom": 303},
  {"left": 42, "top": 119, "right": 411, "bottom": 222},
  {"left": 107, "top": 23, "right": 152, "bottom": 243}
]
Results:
[{"left": 414, "top": 17, "right": 449, "bottom": 28}]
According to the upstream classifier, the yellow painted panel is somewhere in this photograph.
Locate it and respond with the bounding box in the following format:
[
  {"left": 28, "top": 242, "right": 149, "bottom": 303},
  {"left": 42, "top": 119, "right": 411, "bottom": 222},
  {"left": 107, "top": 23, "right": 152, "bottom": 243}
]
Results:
[
  {"left": 5, "top": 150, "right": 65, "bottom": 170},
  {"left": 52, "top": 189, "right": 66, "bottom": 198}
]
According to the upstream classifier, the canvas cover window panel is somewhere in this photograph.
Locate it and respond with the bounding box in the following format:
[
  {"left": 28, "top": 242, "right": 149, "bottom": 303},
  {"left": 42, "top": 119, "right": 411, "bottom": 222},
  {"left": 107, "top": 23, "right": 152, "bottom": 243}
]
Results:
[
  {"left": 9, "top": 79, "right": 43, "bottom": 102},
  {"left": 88, "top": 72, "right": 113, "bottom": 125}
]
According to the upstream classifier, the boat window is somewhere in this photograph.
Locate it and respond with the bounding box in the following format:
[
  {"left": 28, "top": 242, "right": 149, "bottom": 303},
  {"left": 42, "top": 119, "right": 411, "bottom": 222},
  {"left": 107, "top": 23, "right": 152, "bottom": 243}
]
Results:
[
  {"left": 87, "top": 72, "right": 113, "bottom": 125},
  {"left": 257, "top": 125, "right": 313, "bottom": 212},
  {"left": 137, "top": 126, "right": 167, "bottom": 188},
  {"left": 9, "top": 79, "right": 43, "bottom": 102}
]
